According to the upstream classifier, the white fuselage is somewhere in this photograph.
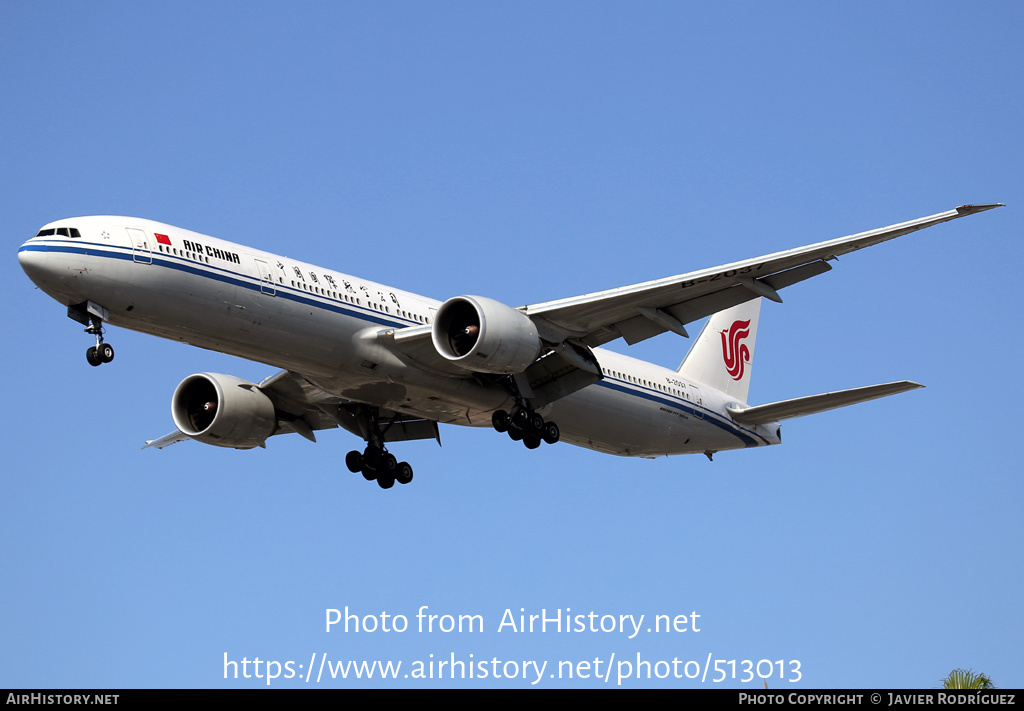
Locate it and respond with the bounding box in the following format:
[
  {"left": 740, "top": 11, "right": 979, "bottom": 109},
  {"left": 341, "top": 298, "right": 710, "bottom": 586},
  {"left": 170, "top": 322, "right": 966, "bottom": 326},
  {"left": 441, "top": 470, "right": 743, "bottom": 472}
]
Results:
[{"left": 18, "top": 216, "right": 780, "bottom": 457}]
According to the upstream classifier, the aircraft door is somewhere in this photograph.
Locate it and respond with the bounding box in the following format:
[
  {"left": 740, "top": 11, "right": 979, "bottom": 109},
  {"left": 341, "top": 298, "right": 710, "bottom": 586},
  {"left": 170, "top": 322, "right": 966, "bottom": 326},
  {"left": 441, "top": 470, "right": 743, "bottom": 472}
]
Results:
[
  {"left": 254, "top": 259, "right": 275, "bottom": 295},
  {"left": 126, "top": 228, "right": 152, "bottom": 264},
  {"left": 689, "top": 384, "right": 704, "bottom": 419}
]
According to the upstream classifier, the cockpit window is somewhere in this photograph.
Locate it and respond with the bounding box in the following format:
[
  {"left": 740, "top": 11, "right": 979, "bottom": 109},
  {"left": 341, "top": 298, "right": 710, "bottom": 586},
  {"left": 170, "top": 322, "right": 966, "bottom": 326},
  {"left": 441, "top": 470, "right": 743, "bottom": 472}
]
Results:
[{"left": 35, "top": 227, "right": 81, "bottom": 238}]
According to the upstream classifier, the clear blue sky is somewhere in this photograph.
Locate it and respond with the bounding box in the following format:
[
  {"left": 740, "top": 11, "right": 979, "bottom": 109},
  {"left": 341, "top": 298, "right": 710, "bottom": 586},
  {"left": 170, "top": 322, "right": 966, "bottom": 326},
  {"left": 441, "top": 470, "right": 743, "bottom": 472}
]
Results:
[{"left": 2, "top": 1, "right": 1021, "bottom": 688}]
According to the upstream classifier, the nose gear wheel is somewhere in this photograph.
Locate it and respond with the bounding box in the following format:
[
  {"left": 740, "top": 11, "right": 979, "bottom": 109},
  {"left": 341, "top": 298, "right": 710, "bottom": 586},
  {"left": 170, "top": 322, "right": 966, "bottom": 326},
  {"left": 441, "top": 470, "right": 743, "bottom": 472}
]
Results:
[{"left": 84, "top": 316, "right": 114, "bottom": 366}]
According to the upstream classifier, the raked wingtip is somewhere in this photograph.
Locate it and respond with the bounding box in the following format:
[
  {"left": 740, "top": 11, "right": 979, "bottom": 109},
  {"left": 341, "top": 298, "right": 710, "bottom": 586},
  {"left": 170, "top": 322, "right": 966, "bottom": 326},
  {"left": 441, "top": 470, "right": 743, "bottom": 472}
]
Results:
[{"left": 955, "top": 203, "right": 1004, "bottom": 215}]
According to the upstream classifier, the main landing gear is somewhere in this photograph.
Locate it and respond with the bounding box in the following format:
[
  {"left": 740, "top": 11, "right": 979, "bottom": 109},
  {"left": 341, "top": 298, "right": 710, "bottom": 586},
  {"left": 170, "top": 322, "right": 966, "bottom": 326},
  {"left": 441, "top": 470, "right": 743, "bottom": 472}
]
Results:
[
  {"left": 345, "top": 447, "right": 413, "bottom": 490},
  {"left": 491, "top": 406, "right": 560, "bottom": 450},
  {"left": 490, "top": 375, "right": 560, "bottom": 450},
  {"left": 343, "top": 408, "right": 414, "bottom": 490},
  {"left": 84, "top": 315, "right": 114, "bottom": 367}
]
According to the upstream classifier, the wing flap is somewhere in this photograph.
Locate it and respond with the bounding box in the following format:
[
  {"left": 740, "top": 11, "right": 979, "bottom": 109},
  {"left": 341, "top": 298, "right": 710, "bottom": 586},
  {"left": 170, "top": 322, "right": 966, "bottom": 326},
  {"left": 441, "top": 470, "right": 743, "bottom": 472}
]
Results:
[
  {"left": 727, "top": 381, "right": 924, "bottom": 425},
  {"left": 257, "top": 370, "right": 345, "bottom": 432},
  {"left": 521, "top": 346, "right": 603, "bottom": 408},
  {"left": 381, "top": 418, "right": 441, "bottom": 444}
]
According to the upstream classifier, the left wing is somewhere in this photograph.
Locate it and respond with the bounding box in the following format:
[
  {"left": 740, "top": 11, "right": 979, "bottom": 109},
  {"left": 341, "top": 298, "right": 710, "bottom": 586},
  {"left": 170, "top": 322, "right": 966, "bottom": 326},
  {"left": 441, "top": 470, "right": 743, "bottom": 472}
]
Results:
[
  {"left": 377, "top": 204, "right": 999, "bottom": 406},
  {"left": 521, "top": 204, "right": 1002, "bottom": 347}
]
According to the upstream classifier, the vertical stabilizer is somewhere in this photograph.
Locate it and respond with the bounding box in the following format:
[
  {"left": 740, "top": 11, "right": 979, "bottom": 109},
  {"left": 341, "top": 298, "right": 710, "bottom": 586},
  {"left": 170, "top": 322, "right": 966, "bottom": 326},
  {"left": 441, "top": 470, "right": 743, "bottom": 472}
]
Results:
[{"left": 677, "top": 298, "right": 761, "bottom": 402}]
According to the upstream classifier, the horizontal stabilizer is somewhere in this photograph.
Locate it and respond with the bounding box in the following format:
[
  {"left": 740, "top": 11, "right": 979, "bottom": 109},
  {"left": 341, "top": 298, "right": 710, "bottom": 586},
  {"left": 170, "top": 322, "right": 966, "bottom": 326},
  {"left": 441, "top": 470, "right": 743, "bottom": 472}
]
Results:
[
  {"left": 143, "top": 430, "right": 190, "bottom": 449},
  {"left": 727, "top": 381, "right": 924, "bottom": 425}
]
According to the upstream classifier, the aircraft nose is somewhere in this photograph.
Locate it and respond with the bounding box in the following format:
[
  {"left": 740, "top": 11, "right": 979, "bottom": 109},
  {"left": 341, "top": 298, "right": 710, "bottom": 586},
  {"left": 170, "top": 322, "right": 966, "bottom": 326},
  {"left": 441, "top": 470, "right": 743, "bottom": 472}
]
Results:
[
  {"left": 18, "top": 239, "right": 50, "bottom": 287},
  {"left": 18, "top": 237, "right": 61, "bottom": 299},
  {"left": 19, "top": 232, "right": 90, "bottom": 305}
]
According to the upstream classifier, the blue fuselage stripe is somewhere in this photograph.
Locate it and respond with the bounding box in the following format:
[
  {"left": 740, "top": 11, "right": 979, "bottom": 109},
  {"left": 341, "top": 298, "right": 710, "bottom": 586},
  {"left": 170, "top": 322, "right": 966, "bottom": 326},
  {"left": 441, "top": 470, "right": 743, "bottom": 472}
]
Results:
[
  {"left": 595, "top": 379, "right": 765, "bottom": 447},
  {"left": 20, "top": 242, "right": 413, "bottom": 329}
]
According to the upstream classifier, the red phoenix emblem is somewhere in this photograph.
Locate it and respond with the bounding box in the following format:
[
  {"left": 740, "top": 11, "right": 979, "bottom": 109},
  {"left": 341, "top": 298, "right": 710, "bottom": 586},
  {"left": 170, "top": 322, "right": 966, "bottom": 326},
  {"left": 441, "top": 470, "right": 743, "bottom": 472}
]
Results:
[{"left": 720, "top": 319, "right": 751, "bottom": 381}]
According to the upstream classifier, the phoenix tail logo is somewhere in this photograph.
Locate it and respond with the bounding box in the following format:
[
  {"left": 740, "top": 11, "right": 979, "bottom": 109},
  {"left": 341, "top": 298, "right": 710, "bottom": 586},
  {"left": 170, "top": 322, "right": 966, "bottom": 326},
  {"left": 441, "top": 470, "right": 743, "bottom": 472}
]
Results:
[{"left": 720, "top": 319, "right": 751, "bottom": 381}]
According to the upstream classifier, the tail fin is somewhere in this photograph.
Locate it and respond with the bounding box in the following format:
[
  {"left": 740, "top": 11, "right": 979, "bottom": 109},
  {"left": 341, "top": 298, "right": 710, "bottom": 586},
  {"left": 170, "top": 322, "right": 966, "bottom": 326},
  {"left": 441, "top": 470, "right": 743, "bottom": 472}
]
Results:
[{"left": 677, "top": 298, "right": 761, "bottom": 402}]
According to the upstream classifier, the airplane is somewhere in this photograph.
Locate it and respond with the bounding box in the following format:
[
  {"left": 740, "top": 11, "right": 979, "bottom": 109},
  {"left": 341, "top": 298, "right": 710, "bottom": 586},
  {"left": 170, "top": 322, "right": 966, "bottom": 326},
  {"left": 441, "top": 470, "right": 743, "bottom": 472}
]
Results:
[{"left": 18, "top": 203, "right": 1002, "bottom": 488}]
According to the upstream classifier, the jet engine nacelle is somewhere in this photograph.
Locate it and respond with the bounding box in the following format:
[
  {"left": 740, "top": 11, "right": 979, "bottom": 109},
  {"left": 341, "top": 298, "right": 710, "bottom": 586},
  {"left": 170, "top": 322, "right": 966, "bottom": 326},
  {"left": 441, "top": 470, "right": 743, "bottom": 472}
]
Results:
[
  {"left": 431, "top": 295, "right": 542, "bottom": 374},
  {"left": 171, "top": 373, "right": 276, "bottom": 449}
]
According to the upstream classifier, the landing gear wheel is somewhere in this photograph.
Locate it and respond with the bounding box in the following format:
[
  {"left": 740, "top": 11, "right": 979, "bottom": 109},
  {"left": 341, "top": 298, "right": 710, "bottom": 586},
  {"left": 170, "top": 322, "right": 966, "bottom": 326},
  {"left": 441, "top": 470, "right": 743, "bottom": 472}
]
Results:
[
  {"left": 86, "top": 346, "right": 102, "bottom": 367},
  {"left": 508, "top": 428, "right": 523, "bottom": 442},
  {"left": 361, "top": 446, "right": 382, "bottom": 480},
  {"left": 383, "top": 452, "right": 398, "bottom": 473},
  {"left": 97, "top": 343, "right": 114, "bottom": 363},
  {"left": 512, "top": 409, "right": 529, "bottom": 429},
  {"left": 542, "top": 421, "right": 560, "bottom": 445},
  {"left": 396, "top": 462, "right": 413, "bottom": 485},
  {"left": 492, "top": 410, "right": 510, "bottom": 433},
  {"left": 529, "top": 413, "right": 545, "bottom": 434},
  {"left": 377, "top": 473, "right": 395, "bottom": 489},
  {"left": 363, "top": 446, "right": 382, "bottom": 471},
  {"left": 345, "top": 450, "right": 363, "bottom": 473},
  {"left": 523, "top": 435, "right": 541, "bottom": 450}
]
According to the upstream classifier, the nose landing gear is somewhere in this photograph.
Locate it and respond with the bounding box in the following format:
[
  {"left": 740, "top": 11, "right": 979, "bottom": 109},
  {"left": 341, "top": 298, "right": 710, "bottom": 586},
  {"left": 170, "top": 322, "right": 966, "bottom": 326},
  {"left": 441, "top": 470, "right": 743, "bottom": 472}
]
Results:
[
  {"left": 68, "top": 303, "right": 115, "bottom": 367},
  {"left": 85, "top": 315, "right": 114, "bottom": 367}
]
